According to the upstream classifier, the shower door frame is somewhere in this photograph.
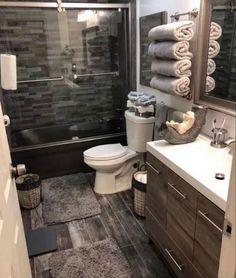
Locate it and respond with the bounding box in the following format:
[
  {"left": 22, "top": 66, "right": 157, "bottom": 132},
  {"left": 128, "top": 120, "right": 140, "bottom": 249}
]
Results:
[{"left": 0, "top": 1, "right": 133, "bottom": 92}]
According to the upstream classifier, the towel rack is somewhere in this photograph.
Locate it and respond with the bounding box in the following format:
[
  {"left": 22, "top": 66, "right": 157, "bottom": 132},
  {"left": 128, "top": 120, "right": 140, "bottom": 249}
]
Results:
[
  {"left": 170, "top": 9, "right": 198, "bottom": 21},
  {"left": 74, "top": 71, "right": 119, "bottom": 78},
  {"left": 17, "top": 76, "right": 64, "bottom": 84}
]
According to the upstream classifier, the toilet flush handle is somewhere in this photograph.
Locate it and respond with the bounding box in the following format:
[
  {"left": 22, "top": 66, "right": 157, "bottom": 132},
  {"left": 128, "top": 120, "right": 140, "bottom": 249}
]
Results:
[{"left": 3, "top": 114, "right": 10, "bottom": 127}]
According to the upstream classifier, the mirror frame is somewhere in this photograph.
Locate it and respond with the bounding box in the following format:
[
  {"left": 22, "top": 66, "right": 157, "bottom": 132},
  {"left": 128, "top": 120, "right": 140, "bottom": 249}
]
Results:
[{"left": 194, "top": 0, "right": 236, "bottom": 116}]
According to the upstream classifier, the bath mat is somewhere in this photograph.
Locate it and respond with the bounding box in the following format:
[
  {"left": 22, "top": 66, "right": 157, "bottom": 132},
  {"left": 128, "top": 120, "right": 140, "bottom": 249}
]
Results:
[
  {"left": 48, "top": 238, "right": 131, "bottom": 278},
  {"left": 42, "top": 173, "right": 101, "bottom": 225}
]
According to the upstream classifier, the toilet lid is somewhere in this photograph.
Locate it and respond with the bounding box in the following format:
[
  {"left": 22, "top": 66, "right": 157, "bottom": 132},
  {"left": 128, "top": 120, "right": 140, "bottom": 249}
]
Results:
[{"left": 84, "top": 144, "right": 127, "bottom": 161}]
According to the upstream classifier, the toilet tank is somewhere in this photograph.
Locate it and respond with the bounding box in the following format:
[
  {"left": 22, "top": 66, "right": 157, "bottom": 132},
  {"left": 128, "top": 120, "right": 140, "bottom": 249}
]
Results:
[{"left": 125, "top": 110, "right": 155, "bottom": 152}]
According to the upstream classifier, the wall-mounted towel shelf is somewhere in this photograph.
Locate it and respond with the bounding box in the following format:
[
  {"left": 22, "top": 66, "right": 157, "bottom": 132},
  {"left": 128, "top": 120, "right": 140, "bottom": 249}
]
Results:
[
  {"left": 170, "top": 9, "right": 198, "bottom": 21},
  {"left": 17, "top": 76, "right": 64, "bottom": 84}
]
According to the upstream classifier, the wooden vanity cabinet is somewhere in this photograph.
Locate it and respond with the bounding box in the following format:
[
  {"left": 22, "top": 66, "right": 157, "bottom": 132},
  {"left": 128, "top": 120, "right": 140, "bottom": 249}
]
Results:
[{"left": 146, "top": 152, "right": 225, "bottom": 278}]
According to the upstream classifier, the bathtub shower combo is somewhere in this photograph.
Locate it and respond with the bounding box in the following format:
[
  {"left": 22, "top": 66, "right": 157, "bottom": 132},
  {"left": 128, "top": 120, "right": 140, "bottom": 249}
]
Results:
[{"left": 0, "top": 1, "right": 131, "bottom": 177}]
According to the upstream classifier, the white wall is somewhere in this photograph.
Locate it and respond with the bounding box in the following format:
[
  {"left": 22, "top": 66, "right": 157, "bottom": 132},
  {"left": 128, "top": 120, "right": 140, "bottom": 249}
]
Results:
[{"left": 136, "top": 0, "right": 236, "bottom": 138}]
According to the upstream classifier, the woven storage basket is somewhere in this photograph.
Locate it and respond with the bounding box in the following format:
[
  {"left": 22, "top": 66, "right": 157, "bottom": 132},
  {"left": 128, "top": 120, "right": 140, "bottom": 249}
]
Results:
[
  {"left": 16, "top": 174, "right": 41, "bottom": 209},
  {"left": 132, "top": 170, "right": 147, "bottom": 217}
]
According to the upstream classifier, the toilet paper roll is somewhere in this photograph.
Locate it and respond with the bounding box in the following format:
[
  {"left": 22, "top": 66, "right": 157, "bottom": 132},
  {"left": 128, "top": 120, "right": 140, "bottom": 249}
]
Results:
[{"left": 0, "top": 54, "right": 17, "bottom": 90}]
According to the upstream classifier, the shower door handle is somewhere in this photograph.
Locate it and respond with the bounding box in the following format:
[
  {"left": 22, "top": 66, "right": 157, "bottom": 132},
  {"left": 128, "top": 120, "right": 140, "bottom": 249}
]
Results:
[{"left": 3, "top": 114, "right": 10, "bottom": 127}]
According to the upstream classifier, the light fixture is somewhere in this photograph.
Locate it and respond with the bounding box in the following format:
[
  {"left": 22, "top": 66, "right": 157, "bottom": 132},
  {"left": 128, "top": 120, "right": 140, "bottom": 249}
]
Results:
[
  {"left": 118, "top": 8, "right": 121, "bottom": 12},
  {"left": 77, "top": 10, "right": 95, "bottom": 22}
]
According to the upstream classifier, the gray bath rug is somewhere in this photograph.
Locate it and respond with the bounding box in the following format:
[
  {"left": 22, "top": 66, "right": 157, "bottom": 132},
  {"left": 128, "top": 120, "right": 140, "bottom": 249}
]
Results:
[
  {"left": 49, "top": 238, "right": 131, "bottom": 278},
  {"left": 42, "top": 173, "right": 101, "bottom": 225}
]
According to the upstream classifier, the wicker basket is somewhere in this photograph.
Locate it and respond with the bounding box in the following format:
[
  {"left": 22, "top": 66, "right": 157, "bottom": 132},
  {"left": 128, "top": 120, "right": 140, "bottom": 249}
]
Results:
[
  {"left": 132, "top": 170, "right": 147, "bottom": 217},
  {"left": 16, "top": 174, "right": 41, "bottom": 209}
]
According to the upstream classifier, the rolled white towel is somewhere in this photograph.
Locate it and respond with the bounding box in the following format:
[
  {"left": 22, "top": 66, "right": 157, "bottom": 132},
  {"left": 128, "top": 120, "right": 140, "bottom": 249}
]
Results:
[
  {"left": 150, "top": 75, "right": 190, "bottom": 96},
  {"left": 148, "top": 41, "right": 193, "bottom": 60},
  {"left": 148, "top": 21, "right": 194, "bottom": 41},
  {"left": 210, "top": 22, "right": 222, "bottom": 40},
  {"left": 151, "top": 59, "right": 192, "bottom": 78},
  {"left": 208, "top": 40, "right": 220, "bottom": 58},
  {"left": 207, "top": 59, "right": 216, "bottom": 75},
  {"left": 205, "top": 76, "right": 215, "bottom": 93}
]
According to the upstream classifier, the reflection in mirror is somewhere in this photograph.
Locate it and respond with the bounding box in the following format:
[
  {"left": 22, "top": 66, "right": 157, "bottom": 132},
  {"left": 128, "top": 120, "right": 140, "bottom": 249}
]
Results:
[
  {"left": 139, "top": 11, "right": 167, "bottom": 87},
  {"left": 205, "top": 4, "right": 236, "bottom": 102},
  {"left": 195, "top": 0, "right": 236, "bottom": 115}
]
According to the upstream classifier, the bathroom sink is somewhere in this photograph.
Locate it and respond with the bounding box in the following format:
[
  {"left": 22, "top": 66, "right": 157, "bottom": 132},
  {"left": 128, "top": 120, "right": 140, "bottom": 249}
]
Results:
[{"left": 147, "top": 134, "right": 233, "bottom": 211}]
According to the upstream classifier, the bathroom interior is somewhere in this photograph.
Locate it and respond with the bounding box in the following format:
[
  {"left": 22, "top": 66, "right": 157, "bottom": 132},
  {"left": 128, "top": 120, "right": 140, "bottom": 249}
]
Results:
[{"left": 0, "top": 0, "right": 235, "bottom": 277}]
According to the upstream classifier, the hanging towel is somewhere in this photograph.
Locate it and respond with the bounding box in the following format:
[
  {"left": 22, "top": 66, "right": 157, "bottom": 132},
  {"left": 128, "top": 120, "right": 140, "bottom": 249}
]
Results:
[
  {"left": 128, "top": 91, "right": 144, "bottom": 101},
  {"left": 207, "top": 59, "right": 216, "bottom": 75},
  {"left": 151, "top": 59, "right": 192, "bottom": 78},
  {"left": 206, "top": 76, "right": 215, "bottom": 93},
  {"left": 154, "top": 102, "right": 169, "bottom": 140},
  {"left": 150, "top": 75, "right": 190, "bottom": 96},
  {"left": 210, "top": 22, "right": 222, "bottom": 40},
  {"left": 148, "top": 41, "right": 193, "bottom": 60},
  {"left": 208, "top": 40, "right": 220, "bottom": 58},
  {"left": 134, "top": 95, "right": 156, "bottom": 106},
  {"left": 148, "top": 21, "right": 194, "bottom": 42}
]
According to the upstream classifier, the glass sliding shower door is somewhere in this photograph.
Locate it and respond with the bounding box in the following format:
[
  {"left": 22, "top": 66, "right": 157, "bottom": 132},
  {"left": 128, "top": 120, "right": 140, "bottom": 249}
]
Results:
[{"left": 0, "top": 4, "right": 129, "bottom": 147}]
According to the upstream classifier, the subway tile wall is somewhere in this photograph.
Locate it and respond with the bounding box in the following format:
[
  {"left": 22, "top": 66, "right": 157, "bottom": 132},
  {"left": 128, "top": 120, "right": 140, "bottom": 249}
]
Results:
[{"left": 0, "top": 7, "right": 127, "bottom": 135}]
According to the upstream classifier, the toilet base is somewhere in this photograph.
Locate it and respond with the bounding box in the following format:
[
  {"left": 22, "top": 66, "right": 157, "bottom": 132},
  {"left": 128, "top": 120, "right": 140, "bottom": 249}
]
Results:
[{"left": 94, "top": 157, "right": 140, "bottom": 194}]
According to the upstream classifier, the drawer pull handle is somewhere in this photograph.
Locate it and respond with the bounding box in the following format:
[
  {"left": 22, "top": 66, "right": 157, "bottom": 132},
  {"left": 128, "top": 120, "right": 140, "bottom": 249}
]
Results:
[
  {"left": 146, "top": 162, "right": 160, "bottom": 175},
  {"left": 165, "top": 248, "right": 184, "bottom": 271},
  {"left": 198, "top": 210, "right": 223, "bottom": 233},
  {"left": 168, "top": 183, "right": 187, "bottom": 199}
]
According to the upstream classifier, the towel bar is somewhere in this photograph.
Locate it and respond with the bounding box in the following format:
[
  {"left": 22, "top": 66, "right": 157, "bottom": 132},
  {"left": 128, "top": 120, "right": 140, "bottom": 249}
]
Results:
[{"left": 17, "top": 76, "right": 64, "bottom": 84}]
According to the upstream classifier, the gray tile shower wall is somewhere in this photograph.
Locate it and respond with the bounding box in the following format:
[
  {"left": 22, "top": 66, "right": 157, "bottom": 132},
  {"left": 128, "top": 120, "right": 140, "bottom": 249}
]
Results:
[{"left": 0, "top": 7, "right": 127, "bottom": 136}]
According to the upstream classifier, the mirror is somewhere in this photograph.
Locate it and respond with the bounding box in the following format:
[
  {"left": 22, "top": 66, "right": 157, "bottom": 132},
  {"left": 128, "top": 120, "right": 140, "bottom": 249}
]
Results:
[
  {"left": 195, "top": 0, "right": 236, "bottom": 115},
  {"left": 139, "top": 11, "right": 167, "bottom": 86}
]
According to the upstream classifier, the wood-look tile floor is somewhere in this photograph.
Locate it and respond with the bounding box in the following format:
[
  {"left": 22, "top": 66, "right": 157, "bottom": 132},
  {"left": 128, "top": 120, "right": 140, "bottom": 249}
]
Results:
[{"left": 21, "top": 172, "right": 174, "bottom": 278}]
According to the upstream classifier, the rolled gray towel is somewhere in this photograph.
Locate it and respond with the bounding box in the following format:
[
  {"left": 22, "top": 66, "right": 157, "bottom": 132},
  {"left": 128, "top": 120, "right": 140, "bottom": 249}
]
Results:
[
  {"left": 210, "top": 22, "right": 222, "bottom": 40},
  {"left": 207, "top": 59, "right": 216, "bottom": 75},
  {"left": 206, "top": 76, "right": 215, "bottom": 93},
  {"left": 150, "top": 75, "right": 190, "bottom": 96},
  {"left": 148, "top": 21, "right": 194, "bottom": 41},
  {"left": 148, "top": 41, "right": 193, "bottom": 60},
  {"left": 151, "top": 59, "right": 192, "bottom": 78},
  {"left": 208, "top": 40, "right": 220, "bottom": 58}
]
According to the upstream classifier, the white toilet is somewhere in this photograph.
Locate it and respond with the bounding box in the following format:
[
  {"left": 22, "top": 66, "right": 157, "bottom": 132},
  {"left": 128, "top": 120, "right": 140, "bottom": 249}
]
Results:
[{"left": 83, "top": 111, "right": 155, "bottom": 194}]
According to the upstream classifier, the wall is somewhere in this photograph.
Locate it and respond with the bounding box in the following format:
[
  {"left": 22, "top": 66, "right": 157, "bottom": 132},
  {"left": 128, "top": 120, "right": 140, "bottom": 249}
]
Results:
[{"left": 136, "top": 0, "right": 236, "bottom": 138}]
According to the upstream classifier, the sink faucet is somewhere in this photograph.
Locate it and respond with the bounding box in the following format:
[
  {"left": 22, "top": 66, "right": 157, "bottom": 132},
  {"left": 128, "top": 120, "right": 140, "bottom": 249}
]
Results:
[{"left": 225, "top": 138, "right": 235, "bottom": 155}]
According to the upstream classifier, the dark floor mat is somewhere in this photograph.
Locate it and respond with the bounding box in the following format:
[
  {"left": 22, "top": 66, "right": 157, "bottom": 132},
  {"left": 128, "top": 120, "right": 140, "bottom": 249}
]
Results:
[
  {"left": 49, "top": 238, "right": 131, "bottom": 278},
  {"left": 42, "top": 173, "right": 101, "bottom": 225}
]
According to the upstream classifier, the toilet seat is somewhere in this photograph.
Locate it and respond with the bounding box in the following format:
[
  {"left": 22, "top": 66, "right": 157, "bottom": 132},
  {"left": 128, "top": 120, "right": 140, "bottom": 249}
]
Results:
[{"left": 83, "top": 143, "right": 127, "bottom": 161}]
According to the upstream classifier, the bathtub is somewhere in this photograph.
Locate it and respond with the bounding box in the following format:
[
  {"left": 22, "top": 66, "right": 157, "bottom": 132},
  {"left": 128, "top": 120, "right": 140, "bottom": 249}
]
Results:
[{"left": 11, "top": 123, "right": 126, "bottom": 178}]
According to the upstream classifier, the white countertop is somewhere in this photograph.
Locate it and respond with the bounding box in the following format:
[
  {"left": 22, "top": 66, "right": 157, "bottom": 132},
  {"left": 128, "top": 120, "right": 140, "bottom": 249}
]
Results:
[{"left": 147, "top": 134, "right": 233, "bottom": 211}]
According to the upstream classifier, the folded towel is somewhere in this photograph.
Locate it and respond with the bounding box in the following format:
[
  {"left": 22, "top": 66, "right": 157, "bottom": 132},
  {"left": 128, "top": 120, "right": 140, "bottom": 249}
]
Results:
[
  {"left": 148, "top": 21, "right": 194, "bottom": 42},
  {"left": 134, "top": 95, "right": 156, "bottom": 106},
  {"left": 148, "top": 41, "right": 193, "bottom": 60},
  {"left": 210, "top": 22, "right": 222, "bottom": 40},
  {"left": 136, "top": 105, "right": 154, "bottom": 114},
  {"left": 207, "top": 59, "right": 216, "bottom": 75},
  {"left": 208, "top": 40, "right": 220, "bottom": 58},
  {"left": 151, "top": 59, "right": 192, "bottom": 78},
  {"left": 150, "top": 75, "right": 190, "bottom": 96},
  {"left": 206, "top": 76, "right": 215, "bottom": 93},
  {"left": 127, "top": 100, "right": 136, "bottom": 111},
  {"left": 128, "top": 91, "right": 144, "bottom": 101}
]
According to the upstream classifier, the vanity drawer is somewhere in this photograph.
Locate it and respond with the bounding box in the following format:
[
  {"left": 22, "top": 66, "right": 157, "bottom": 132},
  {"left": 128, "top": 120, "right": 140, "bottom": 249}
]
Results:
[
  {"left": 146, "top": 153, "right": 168, "bottom": 227},
  {"left": 193, "top": 196, "right": 224, "bottom": 278},
  {"left": 166, "top": 167, "right": 198, "bottom": 211},
  {"left": 146, "top": 209, "right": 202, "bottom": 278},
  {"left": 167, "top": 191, "right": 196, "bottom": 259}
]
